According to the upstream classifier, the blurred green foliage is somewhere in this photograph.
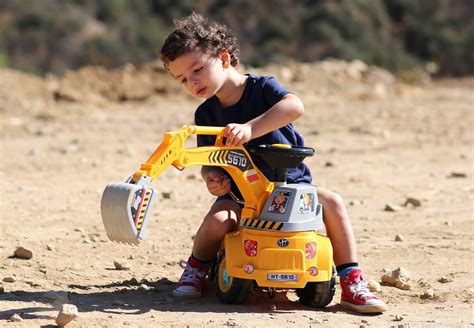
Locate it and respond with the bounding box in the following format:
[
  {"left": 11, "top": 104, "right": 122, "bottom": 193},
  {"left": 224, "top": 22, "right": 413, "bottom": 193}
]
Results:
[{"left": 0, "top": 0, "right": 472, "bottom": 76}]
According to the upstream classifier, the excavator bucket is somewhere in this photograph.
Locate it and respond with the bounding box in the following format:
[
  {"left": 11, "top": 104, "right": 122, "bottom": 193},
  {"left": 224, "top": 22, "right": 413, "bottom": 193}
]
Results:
[{"left": 100, "top": 180, "right": 157, "bottom": 245}]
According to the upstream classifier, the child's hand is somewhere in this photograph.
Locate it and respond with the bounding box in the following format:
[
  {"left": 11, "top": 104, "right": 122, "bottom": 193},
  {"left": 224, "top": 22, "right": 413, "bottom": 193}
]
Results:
[
  {"left": 204, "top": 170, "right": 231, "bottom": 196},
  {"left": 224, "top": 123, "right": 252, "bottom": 147}
]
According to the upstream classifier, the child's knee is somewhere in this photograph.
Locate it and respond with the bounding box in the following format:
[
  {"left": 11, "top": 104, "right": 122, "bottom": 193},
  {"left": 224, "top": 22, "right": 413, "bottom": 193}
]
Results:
[
  {"left": 202, "top": 212, "right": 237, "bottom": 235},
  {"left": 319, "top": 189, "right": 345, "bottom": 210}
]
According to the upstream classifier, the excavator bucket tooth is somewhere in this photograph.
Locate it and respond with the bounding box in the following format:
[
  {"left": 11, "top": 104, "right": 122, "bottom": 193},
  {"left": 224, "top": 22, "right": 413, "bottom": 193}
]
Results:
[{"left": 100, "top": 182, "right": 157, "bottom": 245}]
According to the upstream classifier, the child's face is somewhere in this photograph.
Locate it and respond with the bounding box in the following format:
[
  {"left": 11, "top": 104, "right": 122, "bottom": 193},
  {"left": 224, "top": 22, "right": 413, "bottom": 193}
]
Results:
[{"left": 168, "top": 48, "right": 228, "bottom": 99}]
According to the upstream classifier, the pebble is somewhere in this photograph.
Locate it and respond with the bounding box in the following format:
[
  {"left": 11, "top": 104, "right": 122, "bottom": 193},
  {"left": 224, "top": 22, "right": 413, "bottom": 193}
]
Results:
[
  {"left": 55, "top": 304, "right": 78, "bottom": 326},
  {"left": 437, "top": 277, "right": 452, "bottom": 283},
  {"left": 3, "top": 276, "right": 16, "bottom": 283},
  {"left": 224, "top": 318, "right": 236, "bottom": 326},
  {"left": 404, "top": 197, "right": 421, "bottom": 207},
  {"left": 162, "top": 191, "right": 172, "bottom": 199},
  {"left": 395, "top": 234, "right": 405, "bottom": 242},
  {"left": 367, "top": 279, "right": 382, "bottom": 292},
  {"left": 114, "top": 260, "right": 131, "bottom": 271},
  {"left": 9, "top": 313, "right": 23, "bottom": 322},
  {"left": 420, "top": 288, "right": 435, "bottom": 299},
  {"left": 449, "top": 172, "right": 466, "bottom": 178},
  {"left": 381, "top": 267, "right": 411, "bottom": 290},
  {"left": 14, "top": 246, "right": 33, "bottom": 259},
  {"left": 384, "top": 204, "right": 402, "bottom": 212},
  {"left": 392, "top": 314, "right": 404, "bottom": 321}
]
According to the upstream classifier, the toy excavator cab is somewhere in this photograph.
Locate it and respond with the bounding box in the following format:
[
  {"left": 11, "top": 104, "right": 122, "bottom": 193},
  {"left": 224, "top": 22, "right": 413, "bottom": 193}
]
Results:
[{"left": 250, "top": 144, "right": 315, "bottom": 183}]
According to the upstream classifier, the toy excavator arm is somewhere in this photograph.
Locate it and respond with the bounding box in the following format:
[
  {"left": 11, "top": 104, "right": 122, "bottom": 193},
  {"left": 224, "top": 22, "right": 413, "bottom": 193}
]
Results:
[
  {"left": 101, "top": 125, "right": 274, "bottom": 245},
  {"left": 131, "top": 125, "right": 273, "bottom": 215}
]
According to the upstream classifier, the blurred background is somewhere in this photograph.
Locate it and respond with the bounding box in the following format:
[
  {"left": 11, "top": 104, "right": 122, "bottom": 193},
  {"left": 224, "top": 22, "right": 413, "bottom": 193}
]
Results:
[{"left": 0, "top": 0, "right": 472, "bottom": 79}]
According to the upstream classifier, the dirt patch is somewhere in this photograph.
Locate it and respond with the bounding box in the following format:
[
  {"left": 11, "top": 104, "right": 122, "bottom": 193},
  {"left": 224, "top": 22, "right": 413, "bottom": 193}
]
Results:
[{"left": 0, "top": 61, "right": 473, "bottom": 327}]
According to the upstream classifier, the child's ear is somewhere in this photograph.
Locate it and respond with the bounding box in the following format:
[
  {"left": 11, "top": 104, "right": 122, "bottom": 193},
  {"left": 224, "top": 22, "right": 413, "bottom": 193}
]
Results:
[{"left": 220, "top": 51, "right": 231, "bottom": 68}]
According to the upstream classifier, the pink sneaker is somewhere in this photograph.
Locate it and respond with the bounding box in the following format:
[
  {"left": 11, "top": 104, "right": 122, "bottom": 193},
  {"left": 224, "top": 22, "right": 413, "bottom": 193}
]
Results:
[
  {"left": 172, "top": 257, "right": 209, "bottom": 298},
  {"left": 340, "top": 269, "right": 387, "bottom": 313}
]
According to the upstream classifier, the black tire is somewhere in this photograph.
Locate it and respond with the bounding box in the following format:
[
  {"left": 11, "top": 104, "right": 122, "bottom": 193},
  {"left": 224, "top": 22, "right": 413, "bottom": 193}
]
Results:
[
  {"left": 214, "top": 252, "right": 252, "bottom": 304},
  {"left": 296, "top": 265, "right": 336, "bottom": 308}
]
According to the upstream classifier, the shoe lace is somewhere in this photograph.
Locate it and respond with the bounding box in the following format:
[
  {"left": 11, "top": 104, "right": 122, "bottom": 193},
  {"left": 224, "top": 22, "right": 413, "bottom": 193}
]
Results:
[
  {"left": 181, "top": 264, "right": 206, "bottom": 284},
  {"left": 349, "top": 278, "right": 372, "bottom": 299}
]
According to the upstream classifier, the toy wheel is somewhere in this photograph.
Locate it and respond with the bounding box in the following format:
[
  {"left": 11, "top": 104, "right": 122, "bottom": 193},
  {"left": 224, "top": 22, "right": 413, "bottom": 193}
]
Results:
[
  {"left": 214, "top": 252, "right": 252, "bottom": 304},
  {"left": 296, "top": 265, "right": 336, "bottom": 308}
]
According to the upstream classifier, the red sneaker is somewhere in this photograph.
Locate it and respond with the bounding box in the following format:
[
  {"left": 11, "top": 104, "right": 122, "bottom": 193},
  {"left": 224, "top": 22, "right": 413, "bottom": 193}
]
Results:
[
  {"left": 340, "top": 269, "right": 387, "bottom": 313},
  {"left": 172, "top": 256, "right": 209, "bottom": 298}
]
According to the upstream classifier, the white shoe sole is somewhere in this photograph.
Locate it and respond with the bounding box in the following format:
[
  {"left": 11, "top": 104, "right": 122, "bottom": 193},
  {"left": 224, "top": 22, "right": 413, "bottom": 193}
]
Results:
[
  {"left": 172, "top": 289, "right": 202, "bottom": 298},
  {"left": 340, "top": 300, "right": 388, "bottom": 313}
]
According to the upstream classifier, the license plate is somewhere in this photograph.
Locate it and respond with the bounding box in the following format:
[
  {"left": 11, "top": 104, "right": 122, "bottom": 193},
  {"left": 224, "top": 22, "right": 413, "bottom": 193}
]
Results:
[{"left": 267, "top": 273, "right": 298, "bottom": 281}]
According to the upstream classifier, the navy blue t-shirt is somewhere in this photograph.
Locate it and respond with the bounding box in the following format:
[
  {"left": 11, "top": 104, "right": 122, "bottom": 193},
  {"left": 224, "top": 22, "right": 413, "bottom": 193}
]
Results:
[{"left": 195, "top": 74, "right": 312, "bottom": 184}]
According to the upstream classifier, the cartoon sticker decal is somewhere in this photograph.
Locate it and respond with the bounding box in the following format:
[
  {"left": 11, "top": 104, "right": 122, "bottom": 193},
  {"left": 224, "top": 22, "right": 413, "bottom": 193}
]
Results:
[
  {"left": 298, "top": 193, "right": 315, "bottom": 214},
  {"left": 268, "top": 192, "right": 291, "bottom": 214}
]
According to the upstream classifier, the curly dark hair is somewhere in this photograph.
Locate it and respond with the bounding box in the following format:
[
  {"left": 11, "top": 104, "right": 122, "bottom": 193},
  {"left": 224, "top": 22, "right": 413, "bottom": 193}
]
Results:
[{"left": 160, "top": 12, "right": 240, "bottom": 69}]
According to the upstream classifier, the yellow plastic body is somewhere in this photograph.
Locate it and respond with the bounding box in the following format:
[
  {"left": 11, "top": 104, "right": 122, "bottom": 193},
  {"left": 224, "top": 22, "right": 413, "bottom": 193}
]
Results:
[
  {"left": 224, "top": 229, "right": 333, "bottom": 288},
  {"left": 130, "top": 125, "right": 333, "bottom": 287}
]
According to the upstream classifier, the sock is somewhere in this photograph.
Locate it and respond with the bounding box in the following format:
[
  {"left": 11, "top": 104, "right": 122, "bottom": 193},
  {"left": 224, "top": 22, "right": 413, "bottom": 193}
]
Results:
[
  {"left": 191, "top": 253, "right": 213, "bottom": 269},
  {"left": 336, "top": 262, "right": 359, "bottom": 277}
]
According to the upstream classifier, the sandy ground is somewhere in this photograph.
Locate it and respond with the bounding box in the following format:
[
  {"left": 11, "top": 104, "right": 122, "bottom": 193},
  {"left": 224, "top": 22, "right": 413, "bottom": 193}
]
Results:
[{"left": 0, "top": 61, "right": 473, "bottom": 327}]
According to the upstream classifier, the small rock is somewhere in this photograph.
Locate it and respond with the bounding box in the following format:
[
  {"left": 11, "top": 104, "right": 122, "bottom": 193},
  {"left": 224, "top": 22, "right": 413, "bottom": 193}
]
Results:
[
  {"left": 417, "top": 278, "right": 429, "bottom": 287},
  {"left": 325, "top": 161, "right": 334, "bottom": 167},
  {"left": 161, "top": 191, "right": 172, "bottom": 199},
  {"left": 55, "top": 304, "right": 78, "bottom": 326},
  {"left": 382, "top": 267, "right": 411, "bottom": 290},
  {"left": 437, "top": 277, "right": 452, "bottom": 283},
  {"left": 14, "top": 246, "right": 33, "bottom": 259},
  {"left": 448, "top": 172, "right": 466, "bottom": 178},
  {"left": 9, "top": 313, "right": 23, "bottom": 322},
  {"left": 224, "top": 318, "right": 236, "bottom": 326},
  {"left": 384, "top": 204, "right": 402, "bottom": 212},
  {"left": 367, "top": 279, "right": 382, "bottom": 292},
  {"left": 392, "top": 314, "right": 404, "bottom": 321},
  {"left": 3, "top": 276, "right": 16, "bottom": 283},
  {"left": 395, "top": 234, "right": 405, "bottom": 242},
  {"left": 465, "top": 288, "right": 474, "bottom": 298},
  {"left": 0, "top": 284, "right": 4, "bottom": 293},
  {"left": 404, "top": 197, "right": 421, "bottom": 207},
  {"left": 138, "top": 284, "right": 151, "bottom": 291},
  {"left": 270, "top": 304, "right": 277, "bottom": 311},
  {"left": 444, "top": 221, "right": 453, "bottom": 226},
  {"left": 420, "top": 288, "right": 435, "bottom": 299},
  {"left": 114, "top": 260, "right": 131, "bottom": 271}
]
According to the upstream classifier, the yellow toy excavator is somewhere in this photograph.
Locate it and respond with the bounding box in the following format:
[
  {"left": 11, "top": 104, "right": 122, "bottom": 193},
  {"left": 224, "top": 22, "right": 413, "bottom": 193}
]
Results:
[{"left": 101, "top": 125, "right": 335, "bottom": 307}]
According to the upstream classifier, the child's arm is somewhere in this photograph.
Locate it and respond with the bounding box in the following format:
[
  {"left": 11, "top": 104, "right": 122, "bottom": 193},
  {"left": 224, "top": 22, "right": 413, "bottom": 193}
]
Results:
[{"left": 224, "top": 94, "right": 304, "bottom": 147}]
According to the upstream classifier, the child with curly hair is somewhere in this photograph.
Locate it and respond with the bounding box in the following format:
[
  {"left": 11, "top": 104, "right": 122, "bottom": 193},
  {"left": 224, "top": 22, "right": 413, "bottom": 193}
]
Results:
[{"left": 160, "top": 12, "right": 387, "bottom": 314}]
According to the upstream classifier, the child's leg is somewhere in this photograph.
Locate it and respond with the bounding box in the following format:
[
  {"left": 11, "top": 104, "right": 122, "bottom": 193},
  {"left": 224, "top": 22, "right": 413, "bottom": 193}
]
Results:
[
  {"left": 192, "top": 199, "right": 242, "bottom": 262},
  {"left": 316, "top": 187, "right": 357, "bottom": 266},
  {"left": 173, "top": 199, "right": 241, "bottom": 298},
  {"left": 317, "top": 187, "right": 387, "bottom": 313}
]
